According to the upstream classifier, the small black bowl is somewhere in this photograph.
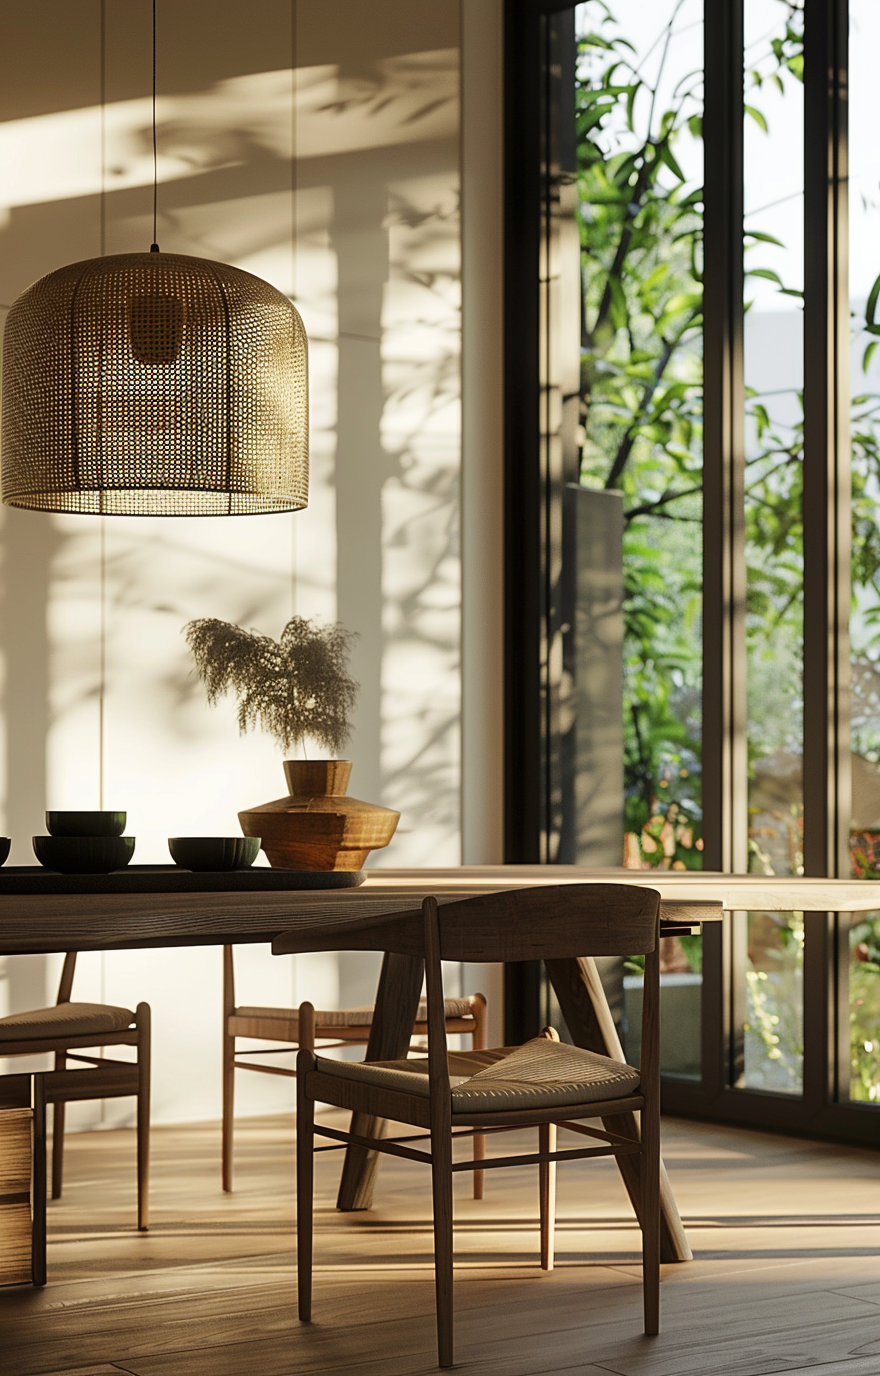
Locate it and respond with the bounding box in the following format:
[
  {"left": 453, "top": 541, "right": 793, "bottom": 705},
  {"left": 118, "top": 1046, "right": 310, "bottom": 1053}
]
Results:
[
  {"left": 46, "top": 811, "right": 127, "bottom": 838},
  {"left": 33, "top": 834, "right": 135, "bottom": 874},
  {"left": 168, "top": 836, "right": 261, "bottom": 872},
  {"left": 0, "top": 838, "right": 10, "bottom": 867}
]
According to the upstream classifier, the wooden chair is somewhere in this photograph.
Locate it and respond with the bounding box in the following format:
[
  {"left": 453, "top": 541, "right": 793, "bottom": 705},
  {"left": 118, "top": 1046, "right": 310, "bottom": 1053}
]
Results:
[
  {"left": 222, "top": 944, "right": 487, "bottom": 1195},
  {"left": 292, "top": 883, "right": 661, "bottom": 1368},
  {"left": 0, "top": 953, "right": 150, "bottom": 1231}
]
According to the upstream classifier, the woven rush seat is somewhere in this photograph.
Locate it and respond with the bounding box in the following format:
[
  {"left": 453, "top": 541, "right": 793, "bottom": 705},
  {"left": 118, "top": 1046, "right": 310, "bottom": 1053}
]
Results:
[
  {"left": 235, "top": 996, "right": 477, "bottom": 1029},
  {"left": 315, "top": 1035, "right": 641, "bottom": 1113},
  {"left": 0, "top": 1002, "right": 135, "bottom": 1042}
]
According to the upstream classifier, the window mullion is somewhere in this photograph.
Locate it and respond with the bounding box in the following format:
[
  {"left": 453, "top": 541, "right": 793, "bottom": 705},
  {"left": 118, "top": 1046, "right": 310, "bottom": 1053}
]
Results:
[
  {"left": 803, "top": 0, "right": 850, "bottom": 1118},
  {"left": 702, "top": 0, "right": 748, "bottom": 877},
  {"left": 803, "top": 0, "right": 851, "bottom": 882}
]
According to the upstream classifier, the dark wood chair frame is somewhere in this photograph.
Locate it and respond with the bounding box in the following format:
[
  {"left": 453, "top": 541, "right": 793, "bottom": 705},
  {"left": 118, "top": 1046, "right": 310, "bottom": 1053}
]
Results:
[
  {"left": 292, "top": 883, "right": 661, "bottom": 1369},
  {"left": 222, "top": 944, "right": 487, "bottom": 1195},
  {"left": 0, "top": 952, "right": 150, "bottom": 1231}
]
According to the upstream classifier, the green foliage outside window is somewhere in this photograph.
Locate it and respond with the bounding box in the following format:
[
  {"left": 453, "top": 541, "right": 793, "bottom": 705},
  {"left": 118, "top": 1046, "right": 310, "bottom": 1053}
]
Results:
[
  {"left": 850, "top": 914, "right": 880, "bottom": 1102},
  {"left": 576, "top": 1, "right": 705, "bottom": 858},
  {"left": 575, "top": 0, "right": 880, "bottom": 1097},
  {"left": 575, "top": 1, "right": 821, "bottom": 858}
]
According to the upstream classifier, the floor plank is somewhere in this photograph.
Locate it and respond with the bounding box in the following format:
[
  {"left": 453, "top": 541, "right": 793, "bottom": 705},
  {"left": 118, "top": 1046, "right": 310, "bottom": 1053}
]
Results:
[
  {"left": 30, "top": 1368, "right": 137, "bottom": 1376},
  {"left": 1, "top": 1112, "right": 879, "bottom": 1376}
]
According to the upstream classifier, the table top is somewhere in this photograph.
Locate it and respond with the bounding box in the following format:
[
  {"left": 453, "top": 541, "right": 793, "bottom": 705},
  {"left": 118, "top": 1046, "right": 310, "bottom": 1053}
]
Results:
[
  {"left": 364, "top": 867, "right": 880, "bottom": 911},
  {"left": 0, "top": 864, "right": 876, "bottom": 954}
]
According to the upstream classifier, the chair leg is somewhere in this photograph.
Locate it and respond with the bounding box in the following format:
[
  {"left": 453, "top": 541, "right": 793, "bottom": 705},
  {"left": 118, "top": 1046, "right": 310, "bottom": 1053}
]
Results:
[
  {"left": 471, "top": 994, "right": 487, "bottom": 1200},
  {"left": 222, "top": 1026, "right": 235, "bottom": 1193},
  {"left": 51, "top": 1052, "right": 66, "bottom": 1201},
  {"left": 642, "top": 1108, "right": 660, "bottom": 1335},
  {"left": 472, "top": 1126, "right": 485, "bottom": 1200},
  {"left": 539, "top": 1121, "right": 557, "bottom": 1271},
  {"left": 136, "top": 1003, "right": 151, "bottom": 1232},
  {"left": 431, "top": 1122, "right": 455, "bottom": 1367},
  {"left": 296, "top": 1048, "right": 315, "bottom": 1323}
]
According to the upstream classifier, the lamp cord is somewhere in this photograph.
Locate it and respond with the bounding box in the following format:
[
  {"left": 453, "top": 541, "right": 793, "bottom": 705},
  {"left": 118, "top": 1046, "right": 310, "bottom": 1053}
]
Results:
[
  {"left": 290, "top": 0, "right": 296, "bottom": 618},
  {"left": 99, "top": 0, "right": 107, "bottom": 808},
  {"left": 100, "top": 0, "right": 106, "bottom": 257},
  {"left": 151, "top": 0, "right": 159, "bottom": 251}
]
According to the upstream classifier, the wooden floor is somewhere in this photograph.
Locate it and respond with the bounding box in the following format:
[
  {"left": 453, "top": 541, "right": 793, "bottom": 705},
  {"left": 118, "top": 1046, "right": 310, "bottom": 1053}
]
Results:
[{"left": 2, "top": 1111, "right": 880, "bottom": 1376}]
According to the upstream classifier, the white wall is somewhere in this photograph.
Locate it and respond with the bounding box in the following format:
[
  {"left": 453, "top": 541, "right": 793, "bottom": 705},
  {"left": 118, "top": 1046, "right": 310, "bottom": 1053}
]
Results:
[{"left": 0, "top": 0, "right": 505, "bottom": 1120}]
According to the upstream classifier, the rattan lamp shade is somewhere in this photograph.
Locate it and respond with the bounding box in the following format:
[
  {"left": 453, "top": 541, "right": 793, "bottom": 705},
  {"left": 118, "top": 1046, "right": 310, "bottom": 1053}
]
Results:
[{"left": 1, "top": 252, "right": 309, "bottom": 515}]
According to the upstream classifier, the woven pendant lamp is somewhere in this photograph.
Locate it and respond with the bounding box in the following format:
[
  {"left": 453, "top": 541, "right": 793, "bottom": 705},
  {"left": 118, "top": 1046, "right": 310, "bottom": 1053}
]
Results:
[{"left": 1, "top": 249, "right": 309, "bottom": 516}]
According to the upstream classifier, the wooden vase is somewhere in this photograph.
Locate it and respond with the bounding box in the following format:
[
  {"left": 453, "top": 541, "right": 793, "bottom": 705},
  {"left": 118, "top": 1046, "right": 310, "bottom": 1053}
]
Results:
[{"left": 238, "top": 760, "right": 400, "bottom": 872}]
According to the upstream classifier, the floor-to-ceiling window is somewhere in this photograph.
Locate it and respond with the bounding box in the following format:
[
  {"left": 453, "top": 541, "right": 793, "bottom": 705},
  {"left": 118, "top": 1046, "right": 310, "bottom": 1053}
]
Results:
[
  {"left": 504, "top": 0, "right": 879, "bottom": 1142},
  {"left": 845, "top": 0, "right": 880, "bottom": 1107}
]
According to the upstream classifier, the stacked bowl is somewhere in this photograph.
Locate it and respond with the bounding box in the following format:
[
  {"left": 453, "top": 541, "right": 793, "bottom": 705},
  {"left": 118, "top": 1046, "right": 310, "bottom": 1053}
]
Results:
[
  {"left": 168, "top": 836, "right": 260, "bottom": 871},
  {"left": 34, "top": 812, "right": 135, "bottom": 873}
]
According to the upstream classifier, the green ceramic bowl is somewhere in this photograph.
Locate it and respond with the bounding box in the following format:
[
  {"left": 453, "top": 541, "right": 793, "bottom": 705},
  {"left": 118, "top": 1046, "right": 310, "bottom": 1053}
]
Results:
[
  {"left": 168, "top": 836, "right": 261, "bottom": 872},
  {"left": 33, "top": 834, "right": 136, "bottom": 874},
  {"left": 46, "top": 811, "right": 127, "bottom": 838}
]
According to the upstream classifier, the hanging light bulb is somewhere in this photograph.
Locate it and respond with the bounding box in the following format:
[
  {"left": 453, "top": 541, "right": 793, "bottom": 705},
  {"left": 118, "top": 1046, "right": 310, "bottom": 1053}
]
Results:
[{"left": 0, "top": 3, "right": 308, "bottom": 516}]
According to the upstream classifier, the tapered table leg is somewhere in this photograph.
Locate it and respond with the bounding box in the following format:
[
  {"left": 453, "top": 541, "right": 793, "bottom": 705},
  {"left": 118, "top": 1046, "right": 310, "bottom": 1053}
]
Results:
[
  {"left": 336, "top": 951, "right": 424, "bottom": 1211},
  {"left": 545, "top": 955, "right": 692, "bottom": 1264}
]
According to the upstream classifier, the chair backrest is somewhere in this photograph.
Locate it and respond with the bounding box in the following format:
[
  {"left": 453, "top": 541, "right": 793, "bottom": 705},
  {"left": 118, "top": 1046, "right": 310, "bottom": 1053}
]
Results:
[
  {"left": 270, "top": 881, "right": 660, "bottom": 963},
  {"left": 433, "top": 883, "right": 660, "bottom": 963},
  {"left": 421, "top": 884, "right": 661, "bottom": 1112},
  {"left": 56, "top": 953, "right": 77, "bottom": 1005}
]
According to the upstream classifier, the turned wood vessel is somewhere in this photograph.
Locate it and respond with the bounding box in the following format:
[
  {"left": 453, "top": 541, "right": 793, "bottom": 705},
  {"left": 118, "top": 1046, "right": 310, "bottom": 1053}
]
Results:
[{"left": 238, "top": 761, "right": 400, "bottom": 872}]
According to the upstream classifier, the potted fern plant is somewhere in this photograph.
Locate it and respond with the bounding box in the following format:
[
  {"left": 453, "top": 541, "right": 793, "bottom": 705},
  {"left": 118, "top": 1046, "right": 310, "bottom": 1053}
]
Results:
[{"left": 184, "top": 616, "right": 399, "bottom": 871}]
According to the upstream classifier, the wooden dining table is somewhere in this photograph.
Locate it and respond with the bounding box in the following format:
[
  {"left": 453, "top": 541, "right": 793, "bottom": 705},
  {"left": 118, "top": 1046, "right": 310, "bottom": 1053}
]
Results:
[{"left": 1, "top": 862, "right": 878, "bottom": 1271}]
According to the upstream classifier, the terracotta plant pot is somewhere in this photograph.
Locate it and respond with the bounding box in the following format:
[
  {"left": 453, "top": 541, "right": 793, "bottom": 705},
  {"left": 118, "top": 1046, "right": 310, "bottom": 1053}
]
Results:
[{"left": 238, "top": 760, "right": 400, "bottom": 872}]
